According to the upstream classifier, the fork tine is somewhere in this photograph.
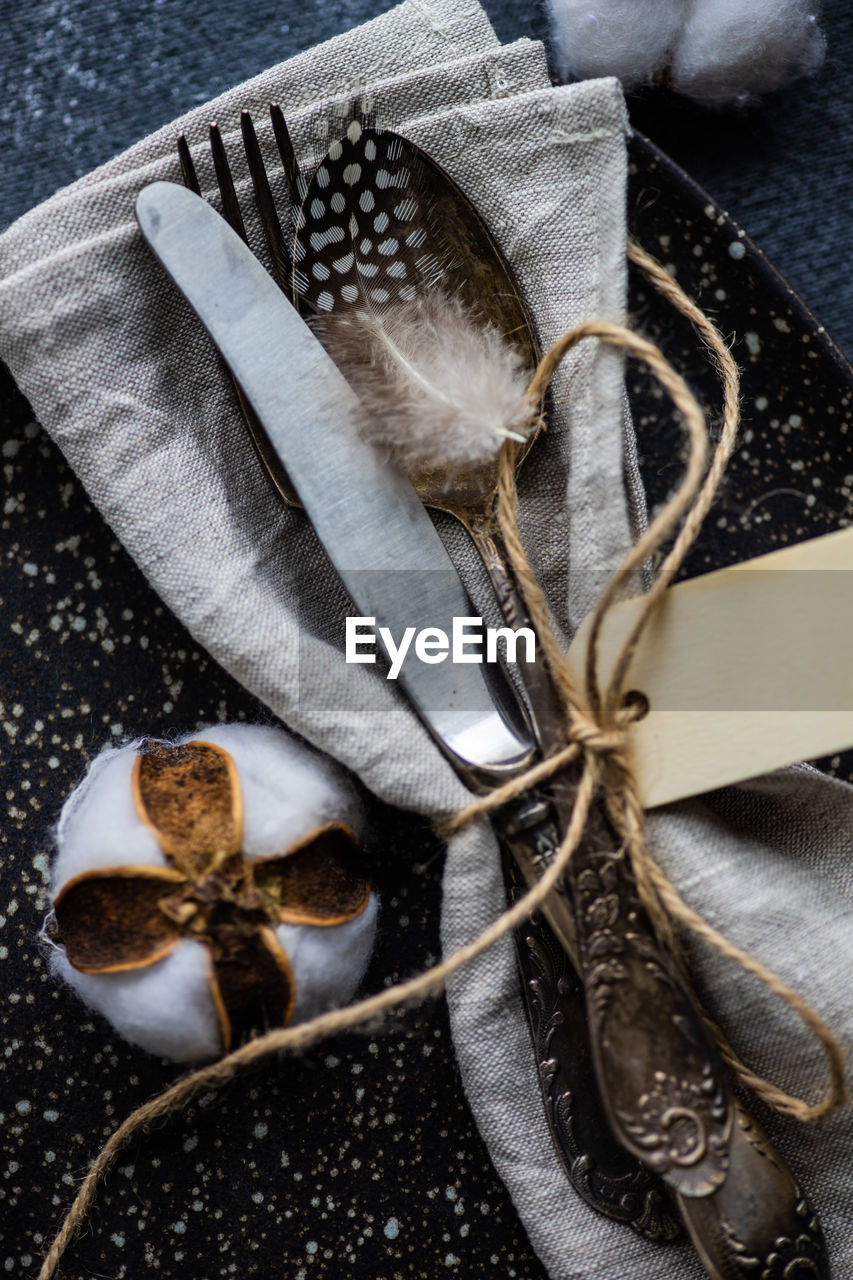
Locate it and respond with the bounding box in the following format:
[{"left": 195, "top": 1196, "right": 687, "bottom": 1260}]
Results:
[
  {"left": 240, "top": 110, "right": 292, "bottom": 295},
  {"left": 209, "top": 121, "right": 248, "bottom": 243},
  {"left": 269, "top": 103, "right": 305, "bottom": 206},
  {"left": 176, "top": 135, "right": 201, "bottom": 195},
  {"left": 178, "top": 120, "right": 300, "bottom": 509}
]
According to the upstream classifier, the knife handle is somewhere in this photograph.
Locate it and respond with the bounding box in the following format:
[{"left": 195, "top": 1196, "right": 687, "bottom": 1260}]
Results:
[
  {"left": 466, "top": 514, "right": 735, "bottom": 1198},
  {"left": 499, "top": 769, "right": 734, "bottom": 1200},
  {"left": 494, "top": 788, "right": 581, "bottom": 966},
  {"left": 492, "top": 775, "right": 682, "bottom": 1238}
]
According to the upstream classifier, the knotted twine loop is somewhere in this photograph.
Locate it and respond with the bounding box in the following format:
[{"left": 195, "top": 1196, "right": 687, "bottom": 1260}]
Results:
[
  {"left": 37, "top": 244, "right": 847, "bottom": 1280},
  {"left": 445, "top": 245, "right": 848, "bottom": 1127}
]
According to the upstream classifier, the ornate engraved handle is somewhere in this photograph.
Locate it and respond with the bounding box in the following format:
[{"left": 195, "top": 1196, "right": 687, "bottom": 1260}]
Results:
[
  {"left": 460, "top": 513, "right": 831, "bottom": 1276},
  {"left": 570, "top": 800, "right": 733, "bottom": 1197},
  {"left": 677, "top": 1105, "right": 830, "bottom": 1279},
  {"left": 470, "top": 513, "right": 734, "bottom": 1199},
  {"left": 503, "top": 846, "right": 682, "bottom": 1242}
]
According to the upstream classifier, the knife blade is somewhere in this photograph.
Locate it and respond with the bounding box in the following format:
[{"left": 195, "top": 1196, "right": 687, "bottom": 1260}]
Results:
[{"left": 135, "top": 180, "right": 533, "bottom": 782}]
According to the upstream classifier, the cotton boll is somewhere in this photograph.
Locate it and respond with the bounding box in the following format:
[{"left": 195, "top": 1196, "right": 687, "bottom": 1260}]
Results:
[
  {"left": 671, "top": 0, "right": 825, "bottom": 106},
  {"left": 547, "top": 0, "right": 825, "bottom": 106},
  {"left": 547, "top": 0, "right": 687, "bottom": 88},
  {"left": 48, "top": 724, "right": 377, "bottom": 1062}
]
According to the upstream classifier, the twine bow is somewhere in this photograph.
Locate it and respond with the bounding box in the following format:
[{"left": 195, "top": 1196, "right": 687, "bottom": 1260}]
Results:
[{"left": 37, "top": 244, "right": 848, "bottom": 1280}]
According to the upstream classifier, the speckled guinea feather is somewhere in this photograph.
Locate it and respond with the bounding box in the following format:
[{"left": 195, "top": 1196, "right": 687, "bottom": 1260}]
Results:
[
  {"left": 292, "top": 112, "right": 536, "bottom": 473},
  {"left": 293, "top": 114, "right": 436, "bottom": 313}
]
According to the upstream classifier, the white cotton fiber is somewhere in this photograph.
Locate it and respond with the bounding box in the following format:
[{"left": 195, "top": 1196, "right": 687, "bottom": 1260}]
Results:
[
  {"left": 548, "top": 0, "right": 687, "bottom": 89},
  {"left": 548, "top": 0, "right": 825, "bottom": 105},
  {"left": 193, "top": 723, "right": 366, "bottom": 854},
  {"left": 52, "top": 741, "right": 168, "bottom": 885},
  {"left": 670, "top": 0, "right": 826, "bottom": 107},
  {"left": 47, "top": 724, "right": 377, "bottom": 1062},
  {"left": 50, "top": 940, "right": 223, "bottom": 1062},
  {"left": 278, "top": 898, "right": 380, "bottom": 1024}
]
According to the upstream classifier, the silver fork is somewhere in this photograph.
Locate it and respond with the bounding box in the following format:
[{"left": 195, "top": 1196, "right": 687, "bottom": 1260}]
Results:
[
  {"left": 179, "top": 107, "right": 298, "bottom": 299},
  {"left": 177, "top": 109, "right": 302, "bottom": 507}
]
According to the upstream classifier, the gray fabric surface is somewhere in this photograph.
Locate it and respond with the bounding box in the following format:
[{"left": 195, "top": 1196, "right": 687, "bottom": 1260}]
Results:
[{"left": 1, "top": 1, "right": 852, "bottom": 1276}]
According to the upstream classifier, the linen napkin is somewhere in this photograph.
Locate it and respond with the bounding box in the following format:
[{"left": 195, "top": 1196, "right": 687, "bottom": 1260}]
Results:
[{"left": 2, "top": 2, "right": 852, "bottom": 1277}]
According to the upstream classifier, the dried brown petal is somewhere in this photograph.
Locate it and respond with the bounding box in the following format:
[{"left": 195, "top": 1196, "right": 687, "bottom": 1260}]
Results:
[
  {"left": 207, "top": 925, "right": 295, "bottom": 1051},
  {"left": 254, "top": 822, "right": 369, "bottom": 926},
  {"left": 53, "top": 866, "right": 185, "bottom": 973},
  {"left": 133, "top": 739, "right": 241, "bottom": 872}
]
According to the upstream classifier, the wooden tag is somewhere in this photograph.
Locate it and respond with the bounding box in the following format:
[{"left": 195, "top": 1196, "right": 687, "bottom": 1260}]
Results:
[{"left": 566, "top": 527, "right": 853, "bottom": 807}]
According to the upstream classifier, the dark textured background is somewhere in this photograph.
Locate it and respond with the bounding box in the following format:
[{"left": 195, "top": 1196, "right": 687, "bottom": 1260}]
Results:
[
  {"left": 3, "top": 0, "right": 852, "bottom": 354},
  {"left": 2, "top": 3, "right": 853, "bottom": 1278}
]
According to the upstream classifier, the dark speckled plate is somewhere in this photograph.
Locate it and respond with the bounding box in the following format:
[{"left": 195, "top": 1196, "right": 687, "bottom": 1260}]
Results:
[
  {"left": 0, "top": 383, "right": 549, "bottom": 1272},
  {"left": 630, "top": 132, "right": 853, "bottom": 572},
  {"left": 628, "top": 133, "right": 853, "bottom": 786},
  {"left": 3, "top": 133, "right": 853, "bottom": 1278}
]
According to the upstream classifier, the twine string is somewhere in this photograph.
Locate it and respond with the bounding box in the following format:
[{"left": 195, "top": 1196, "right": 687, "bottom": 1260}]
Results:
[{"left": 38, "top": 244, "right": 847, "bottom": 1280}]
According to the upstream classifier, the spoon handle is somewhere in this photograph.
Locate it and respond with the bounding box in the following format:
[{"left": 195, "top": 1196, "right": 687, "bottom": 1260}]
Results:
[
  {"left": 470, "top": 521, "right": 830, "bottom": 1272},
  {"left": 570, "top": 797, "right": 733, "bottom": 1197}
]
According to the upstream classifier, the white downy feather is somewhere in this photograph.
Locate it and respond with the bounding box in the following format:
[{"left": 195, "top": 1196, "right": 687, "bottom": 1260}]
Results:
[{"left": 314, "top": 291, "right": 537, "bottom": 477}]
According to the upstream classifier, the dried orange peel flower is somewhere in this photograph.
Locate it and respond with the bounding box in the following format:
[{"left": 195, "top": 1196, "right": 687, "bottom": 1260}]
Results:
[{"left": 52, "top": 739, "right": 370, "bottom": 1051}]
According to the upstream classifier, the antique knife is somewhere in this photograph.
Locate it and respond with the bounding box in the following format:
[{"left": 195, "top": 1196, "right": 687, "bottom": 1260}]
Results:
[
  {"left": 136, "top": 184, "right": 533, "bottom": 782},
  {"left": 135, "top": 181, "right": 830, "bottom": 1276}
]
